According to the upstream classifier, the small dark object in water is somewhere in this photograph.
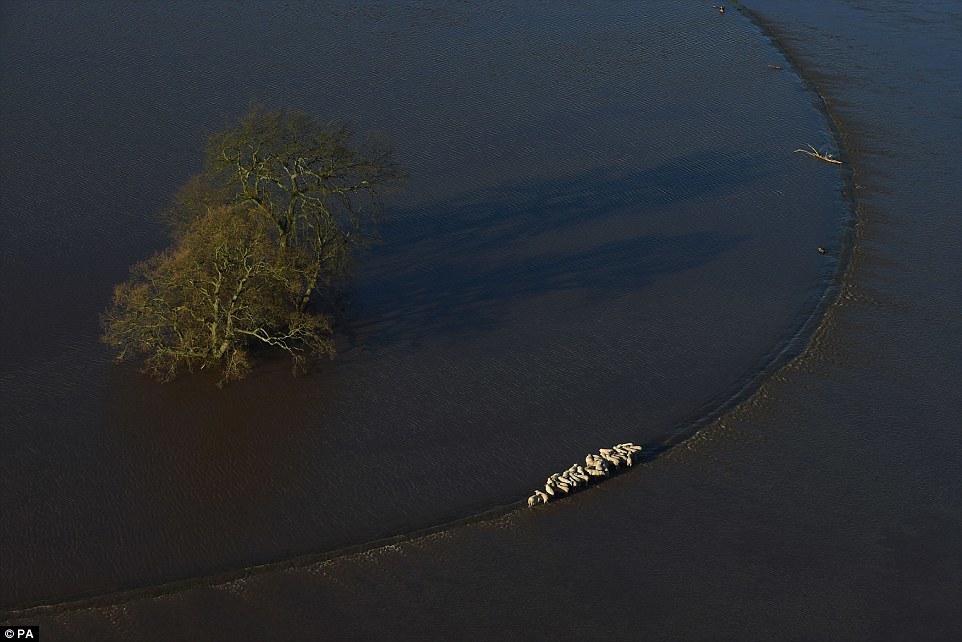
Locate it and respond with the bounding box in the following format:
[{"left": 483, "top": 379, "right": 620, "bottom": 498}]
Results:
[
  {"left": 768, "top": 64, "right": 783, "bottom": 71},
  {"left": 817, "top": 247, "right": 826, "bottom": 255},
  {"left": 713, "top": 5, "right": 726, "bottom": 13}
]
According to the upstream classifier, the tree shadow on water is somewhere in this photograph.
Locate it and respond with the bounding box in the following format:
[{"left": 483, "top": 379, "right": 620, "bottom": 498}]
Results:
[{"left": 337, "top": 149, "right": 763, "bottom": 350}]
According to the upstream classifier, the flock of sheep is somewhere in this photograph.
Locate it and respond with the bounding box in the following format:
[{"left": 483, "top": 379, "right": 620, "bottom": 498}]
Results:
[{"left": 527, "top": 442, "right": 644, "bottom": 506}]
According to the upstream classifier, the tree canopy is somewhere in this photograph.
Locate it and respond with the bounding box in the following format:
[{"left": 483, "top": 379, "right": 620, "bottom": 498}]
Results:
[{"left": 103, "top": 107, "right": 402, "bottom": 384}]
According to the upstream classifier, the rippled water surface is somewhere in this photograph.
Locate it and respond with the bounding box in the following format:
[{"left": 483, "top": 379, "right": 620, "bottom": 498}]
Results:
[
  {"left": 1, "top": 0, "right": 850, "bottom": 619},
  {"left": 38, "top": 1, "right": 953, "bottom": 638}
]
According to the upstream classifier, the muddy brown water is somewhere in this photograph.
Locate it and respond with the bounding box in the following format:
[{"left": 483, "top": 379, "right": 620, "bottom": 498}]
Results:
[{"left": 7, "top": 2, "right": 950, "bottom": 638}]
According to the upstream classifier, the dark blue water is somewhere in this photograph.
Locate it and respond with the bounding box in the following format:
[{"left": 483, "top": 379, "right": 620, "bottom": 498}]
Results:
[
  {"left": 0, "top": 0, "right": 844, "bottom": 611},
  {"left": 98, "top": 2, "right": 956, "bottom": 638},
  {"left": 6, "top": 1, "right": 948, "bottom": 637}
]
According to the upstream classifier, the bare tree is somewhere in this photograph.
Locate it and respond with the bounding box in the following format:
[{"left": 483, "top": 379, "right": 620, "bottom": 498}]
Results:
[
  {"left": 103, "top": 205, "right": 334, "bottom": 385},
  {"left": 168, "top": 107, "right": 403, "bottom": 310},
  {"left": 105, "top": 107, "right": 402, "bottom": 384}
]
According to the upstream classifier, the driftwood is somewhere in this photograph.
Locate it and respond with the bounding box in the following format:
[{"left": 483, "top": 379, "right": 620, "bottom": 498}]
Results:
[{"left": 794, "top": 144, "right": 842, "bottom": 164}]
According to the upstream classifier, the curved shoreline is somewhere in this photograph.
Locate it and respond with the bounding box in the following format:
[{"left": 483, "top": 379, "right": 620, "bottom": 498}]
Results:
[
  {"left": 660, "top": 1, "right": 860, "bottom": 447},
  {"left": 0, "top": 6, "right": 862, "bottom": 620}
]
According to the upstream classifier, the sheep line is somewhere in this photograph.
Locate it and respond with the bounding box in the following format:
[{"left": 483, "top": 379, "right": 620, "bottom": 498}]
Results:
[{"left": 527, "top": 442, "right": 644, "bottom": 506}]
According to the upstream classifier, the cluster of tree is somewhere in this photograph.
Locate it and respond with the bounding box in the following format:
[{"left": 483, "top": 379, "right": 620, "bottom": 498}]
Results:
[{"left": 102, "top": 107, "right": 402, "bottom": 384}]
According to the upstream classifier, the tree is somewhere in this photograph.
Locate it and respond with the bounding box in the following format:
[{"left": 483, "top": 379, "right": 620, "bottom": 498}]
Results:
[
  {"left": 103, "top": 205, "right": 334, "bottom": 384},
  {"left": 168, "top": 106, "right": 402, "bottom": 310},
  {"left": 103, "top": 107, "right": 401, "bottom": 384}
]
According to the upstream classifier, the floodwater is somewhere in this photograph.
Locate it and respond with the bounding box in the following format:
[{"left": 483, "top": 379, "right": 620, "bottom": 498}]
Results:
[
  {"left": 4, "top": 0, "right": 958, "bottom": 638},
  {"left": 0, "top": 0, "right": 840, "bottom": 610}
]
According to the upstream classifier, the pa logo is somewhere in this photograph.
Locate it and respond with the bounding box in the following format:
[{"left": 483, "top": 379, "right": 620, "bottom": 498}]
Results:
[{"left": 3, "top": 627, "right": 38, "bottom": 639}]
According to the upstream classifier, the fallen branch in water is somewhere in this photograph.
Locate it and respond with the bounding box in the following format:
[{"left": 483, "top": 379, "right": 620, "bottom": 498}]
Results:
[{"left": 794, "top": 144, "right": 842, "bottom": 164}]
